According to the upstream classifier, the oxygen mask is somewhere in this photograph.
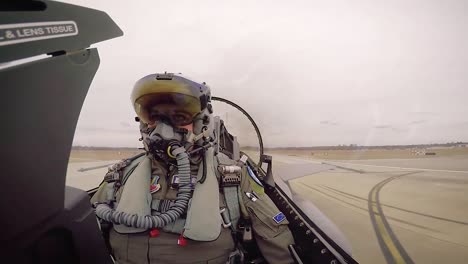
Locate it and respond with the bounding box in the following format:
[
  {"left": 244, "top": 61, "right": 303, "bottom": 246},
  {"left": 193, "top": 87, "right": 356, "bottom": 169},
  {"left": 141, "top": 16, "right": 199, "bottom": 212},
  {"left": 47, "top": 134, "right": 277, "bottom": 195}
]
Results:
[{"left": 142, "top": 121, "right": 189, "bottom": 162}]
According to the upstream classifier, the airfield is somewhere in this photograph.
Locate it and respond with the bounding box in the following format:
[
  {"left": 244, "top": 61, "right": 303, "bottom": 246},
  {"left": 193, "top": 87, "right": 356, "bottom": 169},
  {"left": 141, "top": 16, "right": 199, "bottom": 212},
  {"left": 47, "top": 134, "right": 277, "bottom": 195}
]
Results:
[{"left": 67, "top": 148, "right": 468, "bottom": 264}]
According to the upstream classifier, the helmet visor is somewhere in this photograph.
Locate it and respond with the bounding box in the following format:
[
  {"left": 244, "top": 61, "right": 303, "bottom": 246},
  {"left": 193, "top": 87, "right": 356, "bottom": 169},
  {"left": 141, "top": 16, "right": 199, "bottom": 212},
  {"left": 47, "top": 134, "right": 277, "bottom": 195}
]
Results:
[{"left": 135, "top": 92, "right": 201, "bottom": 126}]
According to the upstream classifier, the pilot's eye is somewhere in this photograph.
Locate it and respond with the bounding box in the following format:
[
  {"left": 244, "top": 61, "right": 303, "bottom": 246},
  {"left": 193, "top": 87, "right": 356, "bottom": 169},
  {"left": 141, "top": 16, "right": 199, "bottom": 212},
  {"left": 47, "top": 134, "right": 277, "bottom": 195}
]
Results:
[
  {"left": 149, "top": 112, "right": 162, "bottom": 121},
  {"left": 172, "top": 114, "right": 187, "bottom": 122}
]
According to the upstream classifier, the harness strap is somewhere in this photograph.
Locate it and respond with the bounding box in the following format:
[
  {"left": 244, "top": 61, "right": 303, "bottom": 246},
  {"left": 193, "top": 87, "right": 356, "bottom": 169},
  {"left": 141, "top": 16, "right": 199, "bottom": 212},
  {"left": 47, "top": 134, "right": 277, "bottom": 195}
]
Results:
[
  {"left": 223, "top": 186, "right": 241, "bottom": 232},
  {"left": 121, "top": 162, "right": 141, "bottom": 185},
  {"left": 101, "top": 152, "right": 145, "bottom": 185}
]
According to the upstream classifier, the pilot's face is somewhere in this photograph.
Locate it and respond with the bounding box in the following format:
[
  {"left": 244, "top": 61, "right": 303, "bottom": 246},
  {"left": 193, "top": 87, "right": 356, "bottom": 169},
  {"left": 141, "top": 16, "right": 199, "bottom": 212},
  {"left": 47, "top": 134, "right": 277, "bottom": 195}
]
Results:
[{"left": 178, "top": 123, "right": 193, "bottom": 132}]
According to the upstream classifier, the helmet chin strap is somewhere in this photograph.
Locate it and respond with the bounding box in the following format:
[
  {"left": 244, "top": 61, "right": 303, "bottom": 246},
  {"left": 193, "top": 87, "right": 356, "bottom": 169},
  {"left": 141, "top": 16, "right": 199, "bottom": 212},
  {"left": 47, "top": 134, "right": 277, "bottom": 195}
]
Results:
[{"left": 192, "top": 105, "right": 214, "bottom": 143}]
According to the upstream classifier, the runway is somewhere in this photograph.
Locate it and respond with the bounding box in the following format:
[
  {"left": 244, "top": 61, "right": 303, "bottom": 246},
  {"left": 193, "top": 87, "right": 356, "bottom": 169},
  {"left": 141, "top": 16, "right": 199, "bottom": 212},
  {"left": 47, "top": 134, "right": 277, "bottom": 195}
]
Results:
[
  {"left": 272, "top": 154, "right": 468, "bottom": 264},
  {"left": 66, "top": 153, "right": 468, "bottom": 263},
  {"left": 66, "top": 160, "right": 117, "bottom": 190}
]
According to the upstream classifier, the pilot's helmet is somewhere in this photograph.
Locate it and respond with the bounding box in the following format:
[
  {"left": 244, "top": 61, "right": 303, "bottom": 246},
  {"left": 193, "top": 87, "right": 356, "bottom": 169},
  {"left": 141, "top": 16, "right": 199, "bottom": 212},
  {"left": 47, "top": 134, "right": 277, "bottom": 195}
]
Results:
[{"left": 131, "top": 73, "right": 211, "bottom": 126}]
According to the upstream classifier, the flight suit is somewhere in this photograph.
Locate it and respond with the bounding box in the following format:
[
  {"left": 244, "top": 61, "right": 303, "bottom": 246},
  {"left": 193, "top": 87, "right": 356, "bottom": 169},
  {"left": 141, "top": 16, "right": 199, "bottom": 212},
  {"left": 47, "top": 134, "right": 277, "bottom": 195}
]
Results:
[{"left": 91, "top": 153, "right": 294, "bottom": 264}]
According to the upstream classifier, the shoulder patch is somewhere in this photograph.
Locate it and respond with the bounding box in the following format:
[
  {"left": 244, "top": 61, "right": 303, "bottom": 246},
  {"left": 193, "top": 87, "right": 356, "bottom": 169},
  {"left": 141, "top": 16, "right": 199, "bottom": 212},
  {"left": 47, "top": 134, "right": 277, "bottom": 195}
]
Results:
[
  {"left": 150, "top": 175, "right": 161, "bottom": 193},
  {"left": 273, "top": 212, "right": 286, "bottom": 224}
]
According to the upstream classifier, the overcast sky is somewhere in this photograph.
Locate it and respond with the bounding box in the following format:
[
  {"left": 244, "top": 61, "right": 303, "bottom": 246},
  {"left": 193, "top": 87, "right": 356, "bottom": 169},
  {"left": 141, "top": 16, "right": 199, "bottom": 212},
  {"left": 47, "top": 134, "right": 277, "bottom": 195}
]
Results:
[{"left": 64, "top": 0, "right": 468, "bottom": 148}]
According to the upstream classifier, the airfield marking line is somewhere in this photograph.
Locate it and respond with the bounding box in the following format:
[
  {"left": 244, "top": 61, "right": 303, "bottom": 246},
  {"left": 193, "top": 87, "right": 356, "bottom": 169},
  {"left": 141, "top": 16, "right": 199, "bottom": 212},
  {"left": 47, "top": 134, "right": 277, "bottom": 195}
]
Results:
[
  {"left": 368, "top": 172, "right": 420, "bottom": 264},
  {"left": 297, "top": 183, "right": 438, "bottom": 232},
  {"left": 322, "top": 162, "right": 364, "bottom": 173},
  {"left": 297, "top": 182, "right": 468, "bottom": 253},
  {"left": 329, "top": 161, "right": 468, "bottom": 174},
  {"left": 320, "top": 184, "right": 468, "bottom": 225}
]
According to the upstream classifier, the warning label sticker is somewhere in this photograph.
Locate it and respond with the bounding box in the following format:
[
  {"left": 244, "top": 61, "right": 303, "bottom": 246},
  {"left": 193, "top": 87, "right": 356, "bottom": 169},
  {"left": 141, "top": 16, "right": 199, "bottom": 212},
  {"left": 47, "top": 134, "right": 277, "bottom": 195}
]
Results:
[{"left": 0, "top": 21, "right": 78, "bottom": 47}]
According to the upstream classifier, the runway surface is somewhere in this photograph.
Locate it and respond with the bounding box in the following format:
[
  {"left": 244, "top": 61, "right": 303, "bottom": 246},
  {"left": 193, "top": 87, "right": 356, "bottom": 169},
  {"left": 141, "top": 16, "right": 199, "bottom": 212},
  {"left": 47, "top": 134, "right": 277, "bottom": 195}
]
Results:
[
  {"left": 66, "top": 154, "right": 468, "bottom": 263},
  {"left": 66, "top": 160, "right": 117, "bottom": 190},
  {"left": 272, "top": 155, "right": 468, "bottom": 264}
]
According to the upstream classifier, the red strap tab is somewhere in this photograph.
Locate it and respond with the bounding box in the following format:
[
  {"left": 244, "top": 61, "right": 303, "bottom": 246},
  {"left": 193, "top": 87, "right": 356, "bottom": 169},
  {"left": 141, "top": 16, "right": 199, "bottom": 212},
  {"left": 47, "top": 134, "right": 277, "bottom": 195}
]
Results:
[
  {"left": 149, "top": 228, "right": 160, "bottom": 238},
  {"left": 177, "top": 235, "right": 187, "bottom": 246}
]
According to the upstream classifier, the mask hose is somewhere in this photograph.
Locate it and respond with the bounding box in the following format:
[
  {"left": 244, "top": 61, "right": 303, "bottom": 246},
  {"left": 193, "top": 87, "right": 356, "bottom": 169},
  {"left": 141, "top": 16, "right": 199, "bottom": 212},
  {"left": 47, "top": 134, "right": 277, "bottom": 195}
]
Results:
[{"left": 95, "top": 146, "right": 192, "bottom": 229}]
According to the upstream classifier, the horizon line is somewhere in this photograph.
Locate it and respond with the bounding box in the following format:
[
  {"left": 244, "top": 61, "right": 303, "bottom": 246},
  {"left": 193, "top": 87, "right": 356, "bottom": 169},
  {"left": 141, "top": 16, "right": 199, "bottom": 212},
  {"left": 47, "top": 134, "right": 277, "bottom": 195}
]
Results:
[{"left": 72, "top": 141, "right": 468, "bottom": 149}]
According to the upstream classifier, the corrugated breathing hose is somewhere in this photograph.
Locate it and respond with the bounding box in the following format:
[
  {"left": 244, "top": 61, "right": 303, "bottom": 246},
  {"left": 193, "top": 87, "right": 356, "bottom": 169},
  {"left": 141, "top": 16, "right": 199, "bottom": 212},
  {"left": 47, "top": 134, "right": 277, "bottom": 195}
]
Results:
[{"left": 95, "top": 146, "right": 192, "bottom": 228}]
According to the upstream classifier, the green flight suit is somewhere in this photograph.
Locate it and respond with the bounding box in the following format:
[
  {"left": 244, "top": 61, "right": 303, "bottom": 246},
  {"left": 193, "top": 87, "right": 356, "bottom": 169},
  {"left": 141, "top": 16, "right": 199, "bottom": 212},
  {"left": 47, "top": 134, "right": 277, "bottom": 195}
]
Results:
[{"left": 91, "top": 155, "right": 294, "bottom": 264}]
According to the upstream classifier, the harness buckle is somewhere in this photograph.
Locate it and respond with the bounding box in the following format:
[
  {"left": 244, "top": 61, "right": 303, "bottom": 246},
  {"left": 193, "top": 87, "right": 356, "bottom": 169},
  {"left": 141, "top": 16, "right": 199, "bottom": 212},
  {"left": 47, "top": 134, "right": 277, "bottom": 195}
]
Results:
[
  {"left": 241, "top": 223, "right": 253, "bottom": 242},
  {"left": 219, "top": 165, "right": 241, "bottom": 187}
]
